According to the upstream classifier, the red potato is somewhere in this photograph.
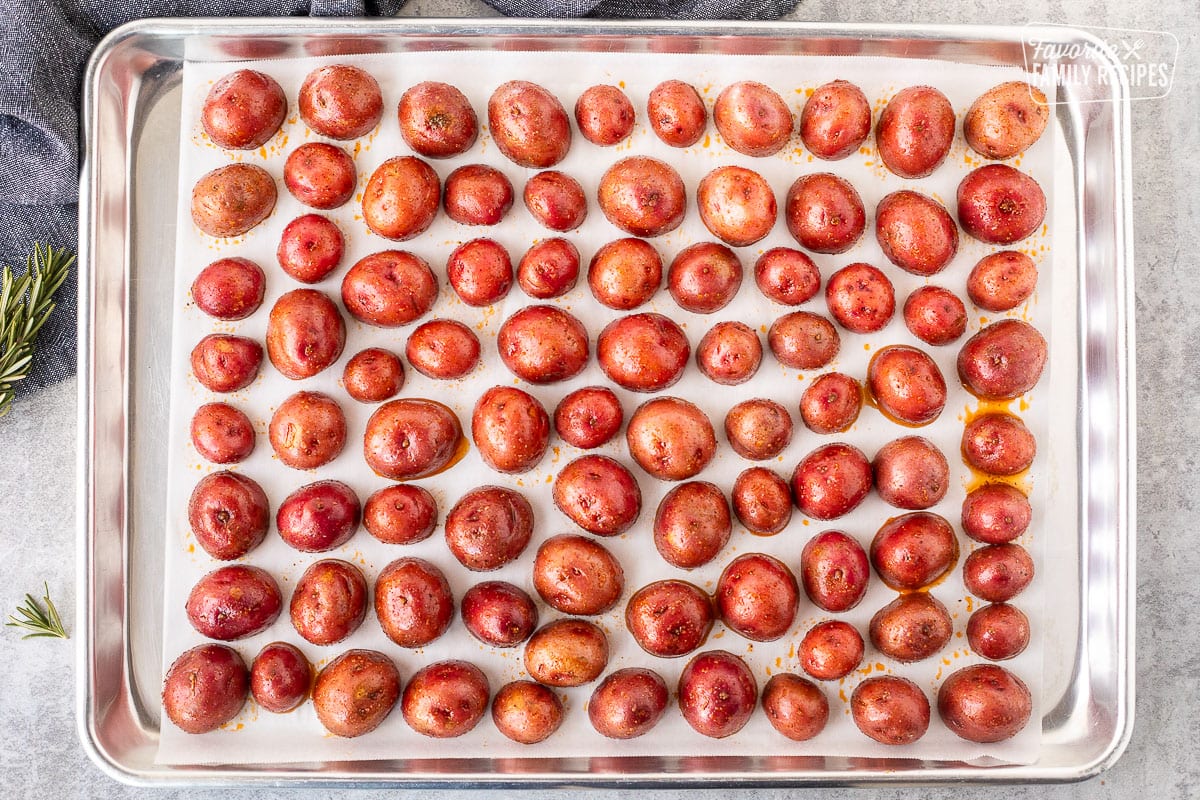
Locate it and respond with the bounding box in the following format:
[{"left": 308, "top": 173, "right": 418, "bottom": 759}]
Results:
[
  {"left": 266, "top": 289, "right": 345, "bottom": 380},
  {"left": 461, "top": 581, "right": 539, "bottom": 648},
  {"left": 716, "top": 553, "right": 800, "bottom": 642},
  {"left": 363, "top": 484, "right": 438, "bottom": 545},
  {"left": 957, "top": 164, "right": 1047, "bottom": 244},
  {"left": 938, "top": 663, "right": 1032, "bottom": 743},
  {"left": 799, "top": 620, "right": 864, "bottom": 681},
  {"left": 397, "top": 81, "right": 479, "bottom": 159},
  {"left": 625, "top": 579, "right": 714, "bottom": 657},
  {"left": 186, "top": 564, "right": 282, "bottom": 641},
  {"left": 554, "top": 386, "right": 623, "bottom": 449},
  {"left": 627, "top": 397, "right": 717, "bottom": 481},
  {"left": 191, "top": 257, "right": 265, "bottom": 320},
  {"left": 471, "top": 386, "right": 550, "bottom": 474},
  {"left": 957, "top": 318, "right": 1048, "bottom": 400},
  {"left": 361, "top": 156, "right": 440, "bottom": 241},
  {"left": 762, "top": 673, "right": 829, "bottom": 742},
  {"left": 343, "top": 347, "right": 405, "bottom": 403},
  {"left": 518, "top": 238, "right": 580, "bottom": 299},
  {"left": 298, "top": 64, "right": 382, "bottom": 140},
  {"left": 375, "top": 557, "right": 454, "bottom": 648},
  {"left": 276, "top": 479, "right": 360, "bottom": 553},
  {"left": 202, "top": 69, "right": 286, "bottom": 150},
  {"left": 187, "top": 471, "right": 270, "bottom": 560},
  {"left": 964, "top": 81, "right": 1050, "bottom": 160},
  {"left": 597, "top": 156, "right": 687, "bottom": 238},
  {"left": 162, "top": 644, "right": 249, "bottom": 734},
  {"left": 402, "top": 661, "right": 490, "bottom": 739},
  {"left": 768, "top": 311, "right": 840, "bottom": 370},
  {"left": 444, "top": 486, "right": 534, "bottom": 571},
  {"left": 792, "top": 443, "right": 873, "bottom": 521},
  {"left": 784, "top": 173, "right": 866, "bottom": 255},
  {"left": 825, "top": 262, "right": 895, "bottom": 334},
  {"left": 284, "top": 142, "right": 356, "bottom": 210},
  {"left": 575, "top": 84, "right": 635, "bottom": 146},
  {"left": 851, "top": 675, "right": 930, "bottom": 745},
  {"left": 443, "top": 164, "right": 514, "bottom": 226},
  {"left": 363, "top": 398, "right": 463, "bottom": 480},
  {"left": 488, "top": 80, "right": 572, "bottom": 168},
  {"left": 447, "top": 238, "right": 514, "bottom": 306},
  {"left": 276, "top": 214, "right": 343, "bottom": 284},
  {"left": 875, "top": 86, "right": 956, "bottom": 179},
  {"left": 553, "top": 454, "right": 642, "bottom": 536},
  {"left": 963, "top": 543, "right": 1034, "bottom": 602},
  {"left": 800, "top": 372, "right": 863, "bottom": 434},
  {"left": 647, "top": 79, "right": 707, "bottom": 147},
  {"left": 869, "top": 592, "right": 953, "bottom": 662},
  {"left": 713, "top": 81, "right": 793, "bottom": 157},
  {"left": 588, "top": 238, "right": 663, "bottom": 310},
  {"left": 289, "top": 559, "right": 368, "bottom": 646},
  {"left": 698, "top": 322, "right": 763, "bottom": 386},
  {"left": 668, "top": 242, "right": 744, "bottom": 314},
  {"left": 405, "top": 319, "right": 480, "bottom": 381},
  {"left": 190, "top": 402, "right": 255, "bottom": 464},
  {"left": 491, "top": 681, "right": 564, "bottom": 744},
  {"left": 697, "top": 165, "right": 778, "bottom": 247},
  {"left": 732, "top": 467, "right": 793, "bottom": 536},
  {"left": 533, "top": 534, "right": 625, "bottom": 616},
  {"left": 961, "top": 483, "right": 1032, "bottom": 544},
  {"left": 268, "top": 391, "right": 347, "bottom": 470},
  {"left": 342, "top": 250, "right": 438, "bottom": 328},
  {"left": 904, "top": 285, "right": 967, "bottom": 346},
  {"left": 312, "top": 650, "right": 401, "bottom": 738},
  {"left": 875, "top": 190, "right": 959, "bottom": 276},
  {"left": 870, "top": 512, "right": 958, "bottom": 591},
  {"left": 962, "top": 412, "right": 1036, "bottom": 475},
  {"left": 677, "top": 650, "right": 758, "bottom": 739},
  {"left": 191, "top": 334, "right": 262, "bottom": 393},
  {"left": 799, "top": 530, "right": 871, "bottom": 612},
  {"left": 523, "top": 171, "right": 587, "bottom": 232},
  {"left": 967, "top": 251, "right": 1038, "bottom": 311},
  {"left": 588, "top": 668, "right": 669, "bottom": 739},
  {"left": 654, "top": 481, "right": 732, "bottom": 568},
  {"left": 800, "top": 79, "right": 872, "bottom": 161},
  {"left": 968, "top": 602, "right": 1031, "bottom": 660},
  {"left": 524, "top": 619, "right": 609, "bottom": 687},
  {"left": 597, "top": 312, "right": 690, "bottom": 393},
  {"left": 754, "top": 247, "right": 821, "bottom": 306},
  {"left": 497, "top": 305, "right": 590, "bottom": 384},
  {"left": 867, "top": 345, "right": 947, "bottom": 426},
  {"left": 873, "top": 435, "right": 950, "bottom": 510},
  {"left": 250, "top": 642, "right": 311, "bottom": 714},
  {"left": 724, "top": 398, "right": 791, "bottom": 460},
  {"left": 191, "top": 163, "right": 277, "bottom": 238}
]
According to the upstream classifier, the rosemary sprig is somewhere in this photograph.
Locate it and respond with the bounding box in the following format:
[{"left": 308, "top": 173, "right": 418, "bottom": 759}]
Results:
[
  {"left": 0, "top": 243, "right": 74, "bottom": 418},
  {"left": 6, "top": 583, "right": 68, "bottom": 639}
]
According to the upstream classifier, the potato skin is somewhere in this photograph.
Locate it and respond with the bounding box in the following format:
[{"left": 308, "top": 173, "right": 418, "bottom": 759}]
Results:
[
  {"left": 192, "top": 257, "right": 265, "bottom": 320},
  {"left": 553, "top": 454, "right": 642, "bottom": 536},
  {"left": 800, "top": 79, "right": 872, "bottom": 161},
  {"left": 162, "top": 644, "right": 249, "bottom": 734},
  {"left": 792, "top": 443, "right": 872, "bottom": 521},
  {"left": 471, "top": 386, "right": 550, "bottom": 474},
  {"left": 716, "top": 553, "right": 799, "bottom": 642},
  {"left": 202, "top": 69, "right": 286, "bottom": 150},
  {"left": 518, "top": 238, "right": 580, "bottom": 299},
  {"left": 597, "top": 312, "right": 690, "bottom": 392},
  {"left": 698, "top": 322, "right": 763, "bottom": 387},
  {"left": 875, "top": 190, "right": 959, "bottom": 277},
  {"left": 375, "top": 557, "right": 455, "bottom": 648},
  {"left": 869, "top": 592, "right": 953, "bottom": 662},
  {"left": 443, "top": 164, "right": 514, "bottom": 226},
  {"left": 343, "top": 347, "right": 405, "bottom": 403},
  {"left": 647, "top": 80, "right": 707, "bottom": 147},
  {"left": 402, "top": 660, "right": 490, "bottom": 738},
  {"left": 669, "top": 242, "right": 744, "bottom": 314},
  {"left": 784, "top": 173, "right": 866, "bottom": 254},
  {"left": 276, "top": 479, "right": 361, "bottom": 553},
  {"left": 627, "top": 396, "right": 717, "bottom": 481},
  {"left": 523, "top": 171, "right": 587, "bottom": 232},
  {"left": 284, "top": 142, "right": 356, "bottom": 210},
  {"left": 299, "top": 64, "right": 383, "bottom": 140},
  {"left": 825, "top": 262, "right": 895, "bottom": 334},
  {"left": 461, "top": 581, "right": 538, "bottom": 648},
  {"left": 191, "top": 334, "right": 263, "bottom": 393},
  {"left": 800, "top": 530, "right": 871, "bottom": 612},
  {"left": 768, "top": 311, "right": 840, "bottom": 370},
  {"left": 361, "top": 156, "right": 441, "bottom": 241},
  {"left": 677, "top": 650, "right": 758, "bottom": 738},
  {"left": 762, "top": 673, "right": 829, "bottom": 742},
  {"left": 589, "top": 238, "right": 663, "bottom": 310},
  {"left": 250, "top": 642, "right": 311, "bottom": 714},
  {"left": 873, "top": 435, "right": 950, "bottom": 510},
  {"left": 654, "top": 481, "right": 732, "bottom": 568},
  {"left": 342, "top": 250, "right": 438, "bottom": 328},
  {"left": 724, "top": 398, "right": 791, "bottom": 460},
  {"left": 447, "top": 238, "right": 514, "bottom": 307},
  {"left": 497, "top": 305, "right": 590, "bottom": 384},
  {"left": 312, "top": 649, "right": 401, "bottom": 738},
  {"left": 266, "top": 289, "right": 345, "bottom": 380},
  {"left": 851, "top": 675, "right": 930, "bottom": 745},
  {"left": 488, "top": 80, "right": 572, "bottom": 168},
  {"left": 962, "top": 412, "right": 1036, "bottom": 476},
  {"left": 937, "top": 664, "right": 1032, "bottom": 743},
  {"left": 956, "top": 164, "right": 1047, "bottom": 244},
  {"left": 798, "top": 620, "right": 864, "bottom": 681},
  {"left": 491, "top": 680, "right": 564, "bottom": 744},
  {"left": 191, "top": 163, "right": 277, "bottom": 238},
  {"left": 754, "top": 247, "right": 821, "bottom": 306},
  {"left": 289, "top": 559, "right": 368, "bottom": 645},
  {"left": 697, "top": 165, "right": 777, "bottom": 246},
  {"left": 188, "top": 471, "right": 270, "bottom": 560},
  {"left": 870, "top": 512, "right": 958, "bottom": 591},
  {"left": 554, "top": 386, "right": 623, "bottom": 449},
  {"left": 967, "top": 602, "right": 1030, "bottom": 660},
  {"left": 625, "top": 579, "right": 714, "bottom": 657},
  {"left": 268, "top": 391, "right": 347, "bottom": 470},
  {"left": 524, "top": 619, "right": 609, "bottom": 687},
  {"left": 963, "top": 543, "right": 1034, "bottom": 602},
  {"left": 406, "top": 319, "right": 480, "bottom": 381},
  {"left": 363, "top": 398, "right": 463, "bottom": 480},
  {"left": 276, "top": 213, "right": 343, "bottom": 284},
  {"left": 967, "top": 251, "right": 1038, "bottom": 312},
  {"left": 713, "top": 81, "right": 793, "bottom": 157},
  {"left": 598, "top": 156, "right": 686, "bottom": 238},
  {"left": 799, "top": 372, "right": 862, "bottom": 434},
  {"left": 588, "top": 668, "right": 669, "bottom": 739},
  {"left": 903, "top": 285, "right": 967, "bottom": 346},
  {"left": 731, "top": 467, "right": 793, "bottom": 536},
  {"left": 957, "top": 319, "right": 1048, "bottom": 401},
  {"left": 533, "top": 534, "right": 624, "bottom": 615},
  {"left": 363, "top": 484, "right": 438, "bottom": 545},
  {"left": 190, "top": 402, "right": 255, "bottom": 464},
  {"left": 961, "top": 483, "right": 1031, "bottom": 544},
  {"left": 875, "top": 86, "right": 955, "bottom": 179},
  {"left": 186, "top": 564, "right": 282, "bottom": 641},
  {"left": 398, "top": 81, "right": 478, "bottom": 158},
  {"left": 575, "top": 84, "right": 635, "bottom": 146},
  {"left": 964, "top": 81, "right": 1049, "bottom": 160},
  {"left": 445, "top": 486, "right": 534, "bottom": 571},
  {"left": 867, "top": 345, "right": 947, "bottom": 426}
]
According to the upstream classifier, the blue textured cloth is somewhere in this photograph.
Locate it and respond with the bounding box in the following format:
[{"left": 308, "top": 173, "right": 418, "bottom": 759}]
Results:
[{"left": 0, "top": 0, "right": 796, "bottom": 399}]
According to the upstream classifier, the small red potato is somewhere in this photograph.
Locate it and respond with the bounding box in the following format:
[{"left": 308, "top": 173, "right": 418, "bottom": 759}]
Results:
[
  {"left": 964, "top": 81, "right": 1050, "bottom": 160},
  {"left": 875, "top": 85, "right": 955, "bottom": 179},
  {"left": 627, "top": 396, "right": 717, "bottom": 481},
  {"left": 875, "top": 190, "right": 959, "bottom": 276},
  {"left": 732, "top": 467, "right": 793, "bottom": 536},
  {"left": 647, "top": 79, "right": 707, "bottom": 147},
  {"left": 903, "top": 285, "right": 967, "bottom": 346},
  {"left": 518, "top": 238, "right": 580, "bottom": 299},
  {"left": 873, "top": 435, "right": 950, "bottom": 510},
  {"left": 405, "top": 319, "right": 480, "bottom": 381},
  {"left": 870, "top": 512, "right": 958, "bottom": 591},
  {"left": 762, "top": 673, "right": 829, "bottom": 742},
  {"left": 597, "top": 312, "right": 690, "bottom": 392},
  {"left": 677, "top": 650, "right": 758, "bottom": 738},
  {"left": 289, "top": 559, "right": 368, "bottom": 645},
  {"left": 191, "top": 334, "right": 262, "bottom": 393},
  {"left": 588, "top": 237, "right": 663, "bottom": 310},
  {"left": 851, "top": 675, "right": 930, "bottom": 745},
  {"left": 471, "top": 386, "right": 550, "bottom": 474},
  {"left": 716, "top": 553, "right": 800, "bottom": 642},
  {"left": 654, "top": 481, "right": 732, "bottom": 568},
  {"left": 792, "top": 443, "right": 873, "bottom": 521},
  {"left": 491, "top": 681, "right": 564, "bottom": 744},
  {"left": 968, "top": 602, "right": 1031, "bottom": 661},
  {"left": 488, "top": 80, "right": 572, "bottom": 168},
  {"left": 443, "top": 164, "right": 514, "bottom": 226},
  {"left": 961, "top": 483, "right": 1032, "bottom": 544},
  {"left": 575, "top": 84, "right": 635, "bottom": 146},
  {"left": 250, "top": 642, "right": 311, "bottom": 714},
  {"left": 963, "top": 542, "right": 1034, "bottom": 602},
  {"left": 957, "top": 318, "right": 1048, "bottom": 400},
  {"left": 625, "top": 579, "right": 714, "bottom": 657},
  {"left": 799, "top": 529, "right": 871, "bottom": 612},
  {"left": 867, "top": 344, "right": 947, "bottom": 426},
  {"left": 668, "top": 242, "right": 744, "bottom": 314},
  {"left": 523, "top": 170, "right": 587, "bottom": 232},
  {"left": 869, "top": 592, "right": 953, "bottom": 662},
  {"left": 957, "top": 164, "right": 1047, "bottom": 244},
  {"left": 533, "top": 534, "right": 625, "bottom": 616},
  {"left": 784, "top": 173, "right": 866, "bottom": 255},
  {"left": 461, "top": 581, "right": 539, "bottom": 648},
  {"left": 276, "top": 479, "right": 360, "bottom": 553},
  {"left": 162, "top": 644, "right": 249, "bottom": 734},
  {"left": 713, "top": 81, "right": 793, "bottom": 157},
  {"left": 799, "top": 372, "right": 862, "bottom": 434},
  {"left": 342, "top": 250, "right": 438, "bottom": 328},
  {"left": 202, "top": 69, "right": 286, "bottom": 150},
  {"left": 299, "top": 64, "right": 383, "bottom": 140},
  {"left": 800, "top": 79, "right": 872, "bottom": 160},
  {"left": 190, "top": 402, "right": 255, "bottom": 464},
  {"left": 697, "top": 165, "right": 777, "bottom": 247},
  {"left": 446, "top": 237, "right": 514, "bottom": 306},
  {"left": 825, "top": 262, "right": 895, "bottom": 334},
  {"left": 588, "top": 668, "right": 669, "bottom": 739},
  {"left": 754, "top": 247, "right": 821, "bottom": 306},
  {"left": 186, "top": 564, "right": 282, "bottom": 641},
  {"left": 768, "top": 311, "right": 840, "bottom": 370},
  {"left": 363, "top": 398, "right": 463, "bottom": 480},
  {"left": 598, "top": 156, "right": 686, "bottom": 238},
  {"left": 497, "top": 305, "right": 590, "bottom": 384},
  {"left": 312, "top": 649, "right": 401, "bottom": 738},
  {"left": 363, "top": 484, "right": 438, "bottom": 545},
  {"left": 187, "top": 471, "right": 270, "bottom": 560},
  {"left": 343, "top": 347, "right": 405, "bottom": 403},
  {"left": 962, "top": 412, "right": 1036, "bottom": 475},
  {"left": 191, "top": 257, "right": 265, "bottom": 320},
  {"left": 266, "top": 289, "right": 345, "bottom": 379},
  {"left": 967, "top": 251, "right": 1038, "bottom": 311},
  {"left": 798, "top": 620, "right": 864, "bottom": 681},
  {"left": 553, "top": 454, "right": 642, "bottom": 536},
  {"left": 554, "top": 386, "right": 623, "bottom": 449},
  {"left": 284, "top": 141, "right": 356, "bottom": 210},
  {"left": 524, "top": 619, "right": 609, "bottom": 687},
  {"left": 938, "top": 663, "right": 1032, "bottom": 743},
  {"left": 402, "top": 660, "right": 490, "bottom": 739},
  {"left": 698, "top": 323, "right": 763, "bottom": 386},
  {"left": 724, "top": 398, "right": 791, "bottom": 460},
  {"left": 361, "top": 156, "right": 440, "bottom": 241},
  {"left": 398, "top": 81, "right": 479, "bottom": 158},
  {"left": 445, "top": 486, "right": 534, "bottom": 571},
  {"left": 276, "top": 214, "right": 343, "bottom": 284},
  {"left": 268, "top": 390, "right": 347, "bottom": 470},
  {"left": 191, "top": 163, "right": 276, "bottom": 238},
  {"left": 375, "top": 557, "right": 455, "bottom": 648}
]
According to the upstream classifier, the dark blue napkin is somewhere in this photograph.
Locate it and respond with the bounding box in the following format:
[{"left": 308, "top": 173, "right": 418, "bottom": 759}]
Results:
[{"left": 0, "top": 0, "right": 796, "bottom": 401}]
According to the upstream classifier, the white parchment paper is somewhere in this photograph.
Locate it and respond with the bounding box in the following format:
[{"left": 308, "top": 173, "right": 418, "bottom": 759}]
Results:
[{"left": 158, "top": 47, "right": 1057, "bottom": 766}]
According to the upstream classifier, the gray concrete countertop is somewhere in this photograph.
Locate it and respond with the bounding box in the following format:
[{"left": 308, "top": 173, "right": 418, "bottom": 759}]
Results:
[{"left": 3, "top": 1, "right": 1195, "bottom": 797}]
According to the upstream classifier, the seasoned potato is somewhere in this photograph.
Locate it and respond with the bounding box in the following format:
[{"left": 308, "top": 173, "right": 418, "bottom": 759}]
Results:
[
  {"left": 597, "top": 312, "right": 690, "bottom": 392},
  {"left": 967, "top": 602, "right": 1031, "bottom": 661},
  {"left": 361, "top": 156, "right": 440, "bottom": 241},
  {"left": 190, "top": 402, "right": 255, "bottom": 464},
  {"left": 697, "top": 165, "right": 777, "bottom": 246},
  {"left": 784, "top": 173, "right": 865, "bottom": 254},
  {"left": 724, "top": 398, "right": 791, "bottom": 459},
  {"left": 799, "top": 372, "right": 862, "bottom": 434},
  {"left": 289, "top": 559, "right": 368, "bottom": 645},
  {"left": 491, "top": 680, "right": 564, "bottom": 744},
  {"left": 363, "top": 398, "right": 463, "bottom": 480},
  {"left": 398, "top": 81, "right": 479, "bottom": 158},
  {"left": 597, "top": 156, "right": 686, "bottom": 237},
  {"left": 762, "top": 673, "right": 829, "bottom": 741},
  {"left": 825, "top": 262, "right": 895, "bottom": 334},
  {"left": 589, "top": 237, "right": 663, "bottom": 310},
  {"left": 875, "top": 86, "right": 955, "bottom": 179},
  {"left": 961, "top": 412, "right": 1036, "bottom": 475},
  {"left": 716, "top": 553, "right": 799, "bottom": 642},
  {"left": 851, "top": 675, "right": 930, "bottom": 745},
  {"left": 553, "top": 454, "right": 642, "bottom": 536},
  {"left": 284, "top": 142, "right": 356, "bottom": 210},
  {"left": 191, "top": 257, "right": 265, "bottom": 321},
  {"left": 401, "top": 660, "right": 490, "bottom": 739},
  {"left": 799, "top": 529, "right": 870, "bottom": 612},
  {"left": 668, "top": 242, "right": 744, "bottom": 314},
  {"left": 872, "top": 435, "right": 950, "bottom": 510},
  {"left": 625, "top": 579, "right": 714, "bottom": 657},
  {"left": 956, "top": 164, "right": 1046, "bottom": 244},
  {"left": 202, "top": 69, "right": 286, "bottom": 150},
  {"left": 363, "top": 484, "right": 438, "bottom": 545},
  {"left": 647, "top": 79, "right": 707, "bottom": 147},
  {"left": 489, "top": 80, "right": 572, "bottom": 168},
  {"left": 447, "top": 237, "right": 514, "bottom": 307},
  {"left": 713, "top": 81, "right": 793, "bottom": 157},
  {"left": 731, "top": 467, "right": 793, "bottom": 536},
  {"left": 266, "top": 289, "right": 345, "bottom": 380},
  {"left": 654, "top": 481, "right": 732, "bottom": 568},
  {"left": 800, "top": 79, "right": 871, "bottom": 160},
  {"left": 575, "top": 84, "right": 635, "bottom": 146},
  {"left": 875, "top": 190, "right": 959, "bottom": 277},
  {"left": 518, "top": 237, "right": 580, "bottom": 299},
  {"left": 961, "top": 483, "right": 1031, "bottom": 544},
  {"left": 867, "top": 345, "right": 947, "bottom": 426},
  {"left": 250, "top": 642, "right": 311, "bottom": 714},
  {"left": 276, "top": 213, "right": 343, "bottom": 284},
  {"left": 938, "top": 664, "right": 1032, "bottom": 742},
  {"left": 298, "top": 64, "right": 383, "bottom": 140},
  {"left": 963, "top": 543, "right": 1034, "bottom": 602},
  {"left": 191, "top": 163, "right": 276, "bottom": 238},
  {"left": 312, "top": 649, "right": 401, "bottom": 738},
  {"left": 162, "top": 644, "right": 249, "bottom": 734},
  {"left": 792, "top": 443, "right": 872, "bottom": 521},
  {"left": 342, "top": 347, "right": 405, "bottom": 403},
  {"left": 754, "top": 247, "right": 821, "bottom": 306},
  {"left": 445, "top": 486, "right": 534, "bottom": 571},
  {"left": 406, "top": 319, "right": 480, "bottom": 381},
  {"left": 870, "top": 512, "right": 958, "bottom": 591},
  {"left": 523, "top": 170, "right": 587, "bottom": 232},
  {"left": 188, "top": 471, "right": 270, "bottom": 560},
  {"left": 275, "top": 479, "right": 360, "bottom": 553},
  {"left": 627, "top": 397, "right": 716, "bottom": 481},
  {"left": 677, "top": 650, "right": 758, "bottom": 738},
  {"left": 798, "top": 620, "right": 864, "bottom": 681},
  {"left": 342, "top": 250, "right": 438, "bottom": 328},
  {"left": 461, "top": 581, "right": 538, "bottom": 648},
  {"left": 497, "top": 305, "right": 590, "bottom": 384},
  {"left": 524, "top": 619, "right": 609, "bottom": 687},
  {"left": 471, "top": 386, "right": 550, "bottom": 474},
  {"left": 554, "top": 386, "right": 623, "bottom": 450},
  {"left": 268, "top": 391, "right": 347, "bottom": 470},
  {"left": 375, "top": 557, "right": 454, "bottom": 648},
  {"left": 588, "top": 668, "right": 669, "bottom": 739},
  {"left": 869, "top": 592, "right": 953, "bottom": 662},
  {"left": 964, "top": 81, "right": 1049, "bottom": 160},
  {"left": 768, "top": 311, "right": 840, "bottom": 371},
  {"left": 191, "top": 334, "right": 262, "bottom": 393},
  {"left": 186, "top": 564, "right": 282, "bottom": 641},
  {"left": 967, "top": 251, "right": 1038, "bottom": 312},
  {"left": 903, "top": 285, "right": 967, "bottom": 346},
  {"left": 533, "top": 534, "right": 624, "bottom": 616},
  {"left": 443, "top": 164, "right": 514, "bottom": 226},
  {"left": 957, "top": 319, "right": 1048, "bottom": 400}
]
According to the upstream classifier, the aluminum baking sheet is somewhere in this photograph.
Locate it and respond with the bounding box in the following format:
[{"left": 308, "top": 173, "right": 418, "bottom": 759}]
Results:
[{"left": 77, "top": 19, "right": 1134, "bottom": 786}]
